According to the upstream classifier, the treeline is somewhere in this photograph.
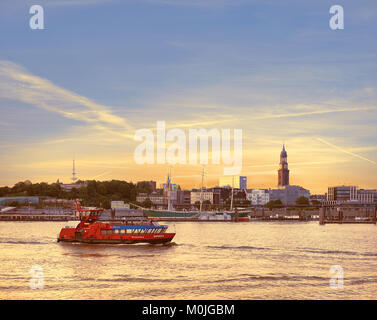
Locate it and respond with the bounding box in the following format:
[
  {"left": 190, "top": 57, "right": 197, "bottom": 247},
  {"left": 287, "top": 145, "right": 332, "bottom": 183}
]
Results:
[{"left": 0, "top": 180, "right": 154, "bottom": 209}]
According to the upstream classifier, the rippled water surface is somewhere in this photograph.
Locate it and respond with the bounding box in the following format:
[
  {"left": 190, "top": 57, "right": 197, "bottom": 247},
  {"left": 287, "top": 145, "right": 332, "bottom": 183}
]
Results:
[{"left": 0, "top": 221, "right": 376, "bottom": 299}]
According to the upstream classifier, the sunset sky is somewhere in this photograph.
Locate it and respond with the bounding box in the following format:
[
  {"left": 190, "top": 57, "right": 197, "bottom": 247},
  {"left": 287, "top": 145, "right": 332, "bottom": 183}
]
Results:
[{"left": 0, "top": 0, "right": 376, "bottom": 194}]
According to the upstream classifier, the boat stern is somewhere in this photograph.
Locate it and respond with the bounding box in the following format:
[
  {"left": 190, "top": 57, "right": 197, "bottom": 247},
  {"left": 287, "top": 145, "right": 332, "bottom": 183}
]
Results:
[{"left": 57, "top": 226, "right": 76, "bottom": 242}]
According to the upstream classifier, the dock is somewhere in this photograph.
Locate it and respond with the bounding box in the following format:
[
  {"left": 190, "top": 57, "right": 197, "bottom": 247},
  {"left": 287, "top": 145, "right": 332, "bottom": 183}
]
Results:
[
  {"left": 0, "top": 214, "right": 78, "bottom": 221},
  {"left": 1, "top": 205, "right": 376, "bottom": 224},
  {"left": 319, "top": 206, "right": 377, "bottom": 225}
]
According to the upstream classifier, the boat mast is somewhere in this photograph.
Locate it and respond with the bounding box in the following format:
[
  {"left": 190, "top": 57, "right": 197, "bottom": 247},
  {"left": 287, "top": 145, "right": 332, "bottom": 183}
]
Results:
[
  {"left": 230, "top": 176, "right": 234, "bottom": 211},
  {"left": 199, "top": 167, "right": 204, "bottom": 212},
  {"left": 167, "top": 167, "right": 173, "bottom": 211}
]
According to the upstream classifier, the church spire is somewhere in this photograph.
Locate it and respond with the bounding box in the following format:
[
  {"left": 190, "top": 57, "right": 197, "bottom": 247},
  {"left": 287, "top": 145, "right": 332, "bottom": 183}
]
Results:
[{"left": 278, "top": 145, "right": 289, "bottom": 187}]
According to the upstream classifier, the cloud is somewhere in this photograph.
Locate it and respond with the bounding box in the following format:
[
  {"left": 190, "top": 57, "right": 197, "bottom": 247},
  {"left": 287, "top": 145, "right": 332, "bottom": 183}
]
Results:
[
  {"left": 317, "top": 138, "right": 377, "bottom": 165},
  {"left": 0, "top": 60, "right": 133, "bottom": 139},
  {"left": 252, "top": 105, "right": 377, "bottom": 120}
]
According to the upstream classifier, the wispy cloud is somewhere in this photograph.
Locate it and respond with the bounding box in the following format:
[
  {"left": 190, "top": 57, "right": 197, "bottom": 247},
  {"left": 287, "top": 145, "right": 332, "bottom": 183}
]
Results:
[
  {"left": 317, "top": 138, "right": 377, "bottom": 165},
  {"left": 0, "top": 60, "right": 133, "bottom": 138},
  {"left": 253, "top": 106, "right": 377, "bottom": 120}
]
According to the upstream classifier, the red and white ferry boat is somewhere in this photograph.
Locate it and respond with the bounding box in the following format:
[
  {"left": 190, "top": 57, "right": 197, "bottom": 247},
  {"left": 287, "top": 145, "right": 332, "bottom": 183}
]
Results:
[{"left": 57, "top": 201, "right": 175, "bottom": 244}]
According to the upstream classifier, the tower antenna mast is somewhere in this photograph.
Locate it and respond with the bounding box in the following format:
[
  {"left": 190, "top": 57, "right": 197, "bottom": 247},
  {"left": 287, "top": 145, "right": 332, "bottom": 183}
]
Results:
[{"left": 72, "top": 159, "right": 78, "bottom": 183}]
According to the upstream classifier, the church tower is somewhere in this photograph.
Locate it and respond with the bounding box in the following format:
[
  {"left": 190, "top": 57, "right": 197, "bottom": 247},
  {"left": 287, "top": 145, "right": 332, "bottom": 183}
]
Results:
[{"left": 278, "top": 145, "right": 289, "bottom": 187}]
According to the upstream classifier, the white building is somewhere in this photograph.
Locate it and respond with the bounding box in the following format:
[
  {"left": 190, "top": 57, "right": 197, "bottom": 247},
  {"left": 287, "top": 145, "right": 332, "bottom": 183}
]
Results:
[
  {"left": 190, "top": 190, "right": 214, "bottom": 204},
  {"left": 246, "top": 189, "right": 270, "bottom": 206},
  {"left": 111, "top": 201, "right": 130, "bottom": 209},
  {"left": 355, "top": 189, "right": 377, "bottom": 204}
]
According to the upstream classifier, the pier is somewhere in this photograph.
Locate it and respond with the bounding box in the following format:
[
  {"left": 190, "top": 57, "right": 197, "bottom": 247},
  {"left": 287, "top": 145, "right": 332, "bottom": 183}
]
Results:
[
  {"left": 1, "top": 205, "right": 376, "bottom": 224},
  {"left": 319, "top": 205, "right": 377, "bottom": 225},
  {"left": 0, "top": 214, "right": 78, "bottom": 221}
]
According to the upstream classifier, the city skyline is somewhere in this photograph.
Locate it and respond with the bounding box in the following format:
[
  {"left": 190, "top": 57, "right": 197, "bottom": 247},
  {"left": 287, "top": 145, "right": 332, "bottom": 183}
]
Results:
[
  {"left": 1, "top": 0, "right": 377, "bottom": 194},
  {"left": 1, "top": 142, "right": 376, "bottom": 195}
]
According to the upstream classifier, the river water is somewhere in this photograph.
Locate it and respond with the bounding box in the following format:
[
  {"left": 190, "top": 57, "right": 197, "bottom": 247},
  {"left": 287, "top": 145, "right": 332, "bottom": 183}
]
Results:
[{"left": 0, "top": 221, "right": 376, "bottom": 299}]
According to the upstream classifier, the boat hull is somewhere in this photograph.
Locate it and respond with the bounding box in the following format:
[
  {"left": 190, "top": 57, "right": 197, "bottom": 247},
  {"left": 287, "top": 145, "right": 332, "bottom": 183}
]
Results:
[{"left": 58, "top": 232, "right": 175, "bottom": 244}]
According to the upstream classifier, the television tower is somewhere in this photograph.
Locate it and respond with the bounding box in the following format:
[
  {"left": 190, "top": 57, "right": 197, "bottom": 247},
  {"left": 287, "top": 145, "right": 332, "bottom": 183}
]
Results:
[{"left": 72, "top": 159, "right": 78, "bottom": 183}]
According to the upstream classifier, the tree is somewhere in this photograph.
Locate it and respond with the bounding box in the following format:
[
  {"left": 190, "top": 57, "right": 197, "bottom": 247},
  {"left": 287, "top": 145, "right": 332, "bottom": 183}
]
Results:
[
  {"left": 141, "top": 198, "right": 153, "bottom": 209},
  {"left": 136, "top": 182, "right": 153, "bottom": 195},
  {"left": 264, "top": 199, "right": 283, "bottom": 209},
  {"left": 296, "top": 196, "right": 309, "bottom": 206}
]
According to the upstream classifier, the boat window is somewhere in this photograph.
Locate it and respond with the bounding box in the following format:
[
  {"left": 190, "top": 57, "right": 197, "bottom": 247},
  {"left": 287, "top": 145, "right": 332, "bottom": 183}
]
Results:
[
  {"left": 100, "top": 230, "right": 106, "bottom": 235},
  {"left": 114, "top": 229, "right": 120, "bottom": 234},
  {"left": 120, "top": 229, "right": 125, "bottom": 234}
]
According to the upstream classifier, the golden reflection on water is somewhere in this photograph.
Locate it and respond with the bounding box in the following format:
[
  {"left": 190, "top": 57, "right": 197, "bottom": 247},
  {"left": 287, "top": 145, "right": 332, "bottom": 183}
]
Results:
[{"left": 0, "top": 221, "right": 376, "bottom": 299}]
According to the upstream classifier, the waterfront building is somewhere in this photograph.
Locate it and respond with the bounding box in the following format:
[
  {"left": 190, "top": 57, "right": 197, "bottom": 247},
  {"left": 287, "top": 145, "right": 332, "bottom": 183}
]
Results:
[
  {"left": 269, "top": 185, "right": 310, "bottom": 206},
  {"left": 0, "top": 196, "right": 39, "bottom": 206},
  {"left": 60, "top": 182, "right": 87, "bottom": 192},
  {"left": 136, "top": 192, "right": 165, "bottom": 206},
  {"left": 310, "top": 194, "right": 327, "bottom": 204},
  {"left": 327, "top": 186, "right": 357, "bottom": 202},
  {"left": 219, "top": 176, "right": 247, "bottom": 189},
  {"left": 356, "top": 189, "right": 377, "bottom": 204},
  {"left": 111, "top": 201, "right": 130, "bottom": 209},
  {"left": 176, "top": 190, "right": 191, "bottom": 207},
  {"left": 190, "top": 189, "right": 214, "bottom": 205},
  {"left": 278, "top": 144, "right": 289, "bottom": 188},
  {"left": 327, "top": 186, "right": 377, "bottom": 204},
  {"left": 246, "top": 189, "right": 270, "bottom": 206}
]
